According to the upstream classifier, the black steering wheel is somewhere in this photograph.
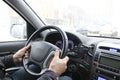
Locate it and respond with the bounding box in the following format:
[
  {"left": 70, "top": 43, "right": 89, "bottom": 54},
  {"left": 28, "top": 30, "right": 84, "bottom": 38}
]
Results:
[{"left": 23, "top": 25, "right": 68, "bottom": 76}]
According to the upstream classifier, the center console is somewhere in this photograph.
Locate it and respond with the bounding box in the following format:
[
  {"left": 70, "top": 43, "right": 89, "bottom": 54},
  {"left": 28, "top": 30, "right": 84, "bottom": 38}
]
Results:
[{"left": 90, "top": 42, "right": 120, "bottom": 80}]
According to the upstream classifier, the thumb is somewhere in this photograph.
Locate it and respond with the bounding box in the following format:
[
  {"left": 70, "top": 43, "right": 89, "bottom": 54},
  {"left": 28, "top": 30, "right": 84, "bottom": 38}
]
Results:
[{"left": 62, "top": 56, "right": 69, "bottom": 63}]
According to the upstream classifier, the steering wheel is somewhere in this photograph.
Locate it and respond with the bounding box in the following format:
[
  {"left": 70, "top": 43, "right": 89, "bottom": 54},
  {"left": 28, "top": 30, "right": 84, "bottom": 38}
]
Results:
[{"left": 23, "top": 25, "right": 68, "bottom": 76}]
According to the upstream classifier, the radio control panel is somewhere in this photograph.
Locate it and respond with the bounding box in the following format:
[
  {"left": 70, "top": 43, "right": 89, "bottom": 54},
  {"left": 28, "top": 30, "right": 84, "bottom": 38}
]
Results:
[{"left": 90, "top": 42, "right": 120, "bottom": 80}]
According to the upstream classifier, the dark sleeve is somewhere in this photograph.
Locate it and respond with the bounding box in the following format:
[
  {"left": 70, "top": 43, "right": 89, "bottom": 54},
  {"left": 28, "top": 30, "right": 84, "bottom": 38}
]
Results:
[
  {"left": 0, "top": 54, "right": 15, "bottom": 68},
  {"left": 37, "top": 70, "right": 59, "bottom": 80}
]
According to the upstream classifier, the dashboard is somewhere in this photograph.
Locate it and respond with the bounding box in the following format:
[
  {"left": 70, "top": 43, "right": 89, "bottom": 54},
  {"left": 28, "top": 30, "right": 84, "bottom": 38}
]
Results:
[
  {"left": 45, "top": 31, "right": 93, "bottom": 80},
  {"left": 44, "top": 31, "right": 120, "bottom": 80}
]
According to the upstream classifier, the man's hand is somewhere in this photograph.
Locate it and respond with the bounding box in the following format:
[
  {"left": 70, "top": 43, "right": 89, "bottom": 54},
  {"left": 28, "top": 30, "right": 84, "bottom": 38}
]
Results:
[
  {"left": 48, "top": 50, "right": 69, "bottom": 76},
  {"left": 13, "top": 45, "right": 30, "bottom": 64}
]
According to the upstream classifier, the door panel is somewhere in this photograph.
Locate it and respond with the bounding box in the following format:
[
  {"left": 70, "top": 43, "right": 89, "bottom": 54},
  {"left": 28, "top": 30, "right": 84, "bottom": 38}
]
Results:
[{"left": 0, "top": 41, "right": 26, "bottom": 56}]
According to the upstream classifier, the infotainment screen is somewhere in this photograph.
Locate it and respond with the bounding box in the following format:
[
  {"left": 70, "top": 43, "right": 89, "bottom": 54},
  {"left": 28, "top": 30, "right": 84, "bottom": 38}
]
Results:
[
  {"left": 99, "top": 57, "right": 120, "bottom": 69},
  {"left": 98, "top": 77, "right": 106, "bottom": 80}
]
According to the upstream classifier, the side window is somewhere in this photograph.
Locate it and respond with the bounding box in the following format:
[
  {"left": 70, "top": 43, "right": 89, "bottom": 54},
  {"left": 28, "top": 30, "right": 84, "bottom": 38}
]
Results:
[{"left": 0, "top": 1, "right": 27, "bottom": 42}]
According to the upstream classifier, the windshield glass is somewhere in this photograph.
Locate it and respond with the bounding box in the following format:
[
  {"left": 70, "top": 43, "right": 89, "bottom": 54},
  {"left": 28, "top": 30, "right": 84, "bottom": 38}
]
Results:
[{"left": 25, "top": 0, "right": 120, "bottom": 38}]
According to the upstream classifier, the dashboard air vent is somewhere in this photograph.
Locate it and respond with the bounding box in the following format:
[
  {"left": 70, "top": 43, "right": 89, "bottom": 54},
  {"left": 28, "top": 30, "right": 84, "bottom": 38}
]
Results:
[
  {"left": 99, "top": 46, "right": 120, "bottom": 53},
  {"left": 99, "top": 46, "right": 109, "bottom": 50}
]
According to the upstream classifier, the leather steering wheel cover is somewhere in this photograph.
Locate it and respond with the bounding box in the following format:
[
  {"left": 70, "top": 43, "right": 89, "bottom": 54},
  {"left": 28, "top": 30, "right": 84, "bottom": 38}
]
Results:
[
  {"left": 23, "top": 25, "right": 68, "bottom": 76},
  {"left": 26, "top": 25, "right": 68, "bottom": 58}
]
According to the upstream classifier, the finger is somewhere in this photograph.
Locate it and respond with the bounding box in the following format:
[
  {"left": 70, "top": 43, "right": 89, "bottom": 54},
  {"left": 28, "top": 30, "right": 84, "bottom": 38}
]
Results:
[
  {"left": 21, "top": 45, "right": 30, "bottom": 52},
  {"left": 62, "top": 56, "right": 69, "bottom": 62},
  {"left": 25, "top": 44, "right": 31, "bottom": 49},
  {"left": 54, "top": 50, "right": 60, "bottom": 58},
  {"left": 19, "top": 58, "right": 22, "bottom": 62},
  {"left": 25, "top": 52, "right": 29, "bottom": 58}
]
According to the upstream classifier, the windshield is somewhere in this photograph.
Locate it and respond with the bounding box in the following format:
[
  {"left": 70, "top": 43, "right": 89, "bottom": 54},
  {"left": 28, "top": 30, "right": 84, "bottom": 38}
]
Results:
[{"left": 25, "top": 0, "right": 120, "bottom": 38}]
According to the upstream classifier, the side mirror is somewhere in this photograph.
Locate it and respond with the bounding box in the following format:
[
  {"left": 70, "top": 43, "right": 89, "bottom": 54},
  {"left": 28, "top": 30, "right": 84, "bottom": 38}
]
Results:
[{"left": 10, "top": 24, "right": 27, "bottom": 39}]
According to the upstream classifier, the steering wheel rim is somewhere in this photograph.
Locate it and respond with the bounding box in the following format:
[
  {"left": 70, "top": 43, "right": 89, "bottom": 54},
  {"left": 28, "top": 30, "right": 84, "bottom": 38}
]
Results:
[{"left": 23, "top": 25, "right": 68, "bottom": 76}]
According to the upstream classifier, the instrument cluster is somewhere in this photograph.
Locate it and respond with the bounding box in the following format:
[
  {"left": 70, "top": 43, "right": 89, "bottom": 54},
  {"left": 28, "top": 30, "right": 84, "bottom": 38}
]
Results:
[{"left": 55, "top": 40, "right": 74, "bottom": 50}]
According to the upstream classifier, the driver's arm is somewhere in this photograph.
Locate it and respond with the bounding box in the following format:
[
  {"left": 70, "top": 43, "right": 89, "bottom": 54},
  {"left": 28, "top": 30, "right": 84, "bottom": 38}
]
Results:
[
  {"left": 0, "top": 54, "right": 15, "bottom": 68},
  {"left": 37, "top": 50, "right": 69, "bottom": 80}
]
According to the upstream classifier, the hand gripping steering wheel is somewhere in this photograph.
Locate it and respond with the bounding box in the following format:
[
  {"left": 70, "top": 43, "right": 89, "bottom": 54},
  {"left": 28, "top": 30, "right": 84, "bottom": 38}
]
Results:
[{"left": 23, "top": 25, "right": 68, "bottom": 76}]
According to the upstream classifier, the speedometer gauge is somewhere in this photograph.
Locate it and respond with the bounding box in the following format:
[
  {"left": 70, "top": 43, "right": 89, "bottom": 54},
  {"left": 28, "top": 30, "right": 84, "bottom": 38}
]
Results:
[{"left": 55, "top": 40, "right": 74, "bottom": 50}]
